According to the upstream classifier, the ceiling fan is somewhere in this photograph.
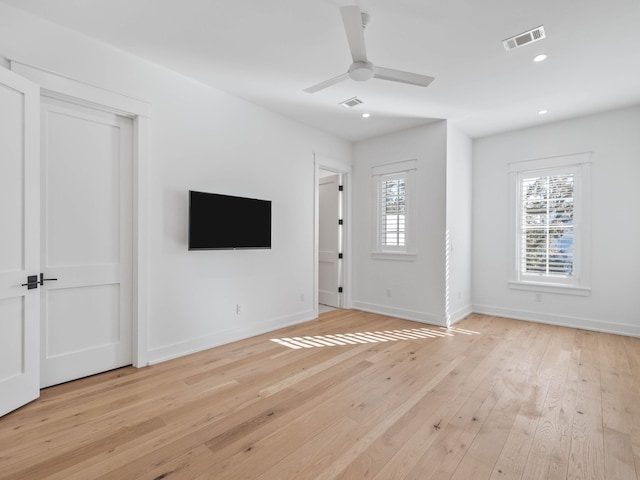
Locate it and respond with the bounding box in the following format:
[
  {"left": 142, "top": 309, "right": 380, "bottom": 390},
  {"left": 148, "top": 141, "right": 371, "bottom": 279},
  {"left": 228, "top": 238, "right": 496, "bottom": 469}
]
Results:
[{"left": 304, "top": 6, "right": 435, "bottom": 93}]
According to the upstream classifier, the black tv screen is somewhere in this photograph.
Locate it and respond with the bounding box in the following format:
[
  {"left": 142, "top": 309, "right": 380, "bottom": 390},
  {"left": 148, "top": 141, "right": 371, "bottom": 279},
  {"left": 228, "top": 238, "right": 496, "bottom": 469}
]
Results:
[{"left": 188, "top": 190, "right": 271, "bottom": 250}]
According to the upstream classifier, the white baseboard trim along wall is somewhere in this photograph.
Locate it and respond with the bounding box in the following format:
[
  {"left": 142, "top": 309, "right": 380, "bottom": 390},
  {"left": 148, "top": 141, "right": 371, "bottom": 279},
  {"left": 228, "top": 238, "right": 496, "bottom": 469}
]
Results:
[
  {"left": 147, "top": 310, "right": 317, "bottom": 365},
  {"left": 351, "top": 301, "right": 446, "bottom": 327},
  {"left": 449, "top": 306, "right": 473, "bottom": 326},
  {"left": 150, "top": 304, "right": 639, "bottom": 365},
  {"left": 472, "top": 304, "right": 640, "bottom": 338}
]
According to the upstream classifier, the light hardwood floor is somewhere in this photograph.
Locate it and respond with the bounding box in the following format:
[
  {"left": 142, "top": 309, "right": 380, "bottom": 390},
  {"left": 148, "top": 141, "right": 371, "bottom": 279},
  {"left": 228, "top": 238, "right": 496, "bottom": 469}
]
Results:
[{"left": 1, "top": 310, "right": 639, "bottom": 480}]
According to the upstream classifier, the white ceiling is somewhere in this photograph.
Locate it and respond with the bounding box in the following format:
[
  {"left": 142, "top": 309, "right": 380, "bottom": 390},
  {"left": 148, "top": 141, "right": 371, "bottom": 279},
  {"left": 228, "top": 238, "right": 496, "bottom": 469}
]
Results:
[{"left": 3, "top": 0, "right": 640, "bottom": 141}]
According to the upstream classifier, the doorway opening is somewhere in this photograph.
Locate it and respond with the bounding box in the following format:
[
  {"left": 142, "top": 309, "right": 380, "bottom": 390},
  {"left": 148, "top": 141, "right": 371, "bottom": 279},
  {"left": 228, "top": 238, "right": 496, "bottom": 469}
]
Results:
[
  {"left": 314, "top": 155, "right": 351, "bottom": 317},
  {"left": 318, "top": 170, "right": 343, "bottom": 312}
]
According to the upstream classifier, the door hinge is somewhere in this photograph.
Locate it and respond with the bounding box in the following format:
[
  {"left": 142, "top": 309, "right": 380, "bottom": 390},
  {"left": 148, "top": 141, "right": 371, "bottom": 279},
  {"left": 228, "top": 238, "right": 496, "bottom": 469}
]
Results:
[
  {"left": 338, "top": 185, "right": 344, "bottom": 191},
  {"left": 338, "top": 253, "right": 343, "bottom": 259},
  {"left": 338, "top": 287, "right": 343, "bottom": 293},
  {"left": 338, "top": 219, "right": 343, "bottom": 225}
]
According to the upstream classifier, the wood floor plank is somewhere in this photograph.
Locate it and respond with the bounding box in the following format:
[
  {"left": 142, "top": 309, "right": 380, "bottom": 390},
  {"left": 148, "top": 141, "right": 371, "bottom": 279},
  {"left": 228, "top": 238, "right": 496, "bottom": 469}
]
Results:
[
  {"left": 493, "top": 325, "right": 575, "bottom": 480},
  {"left": 310, "top": 355, "right": 466, "bottom": 480},
  {"left": 362, "top": 318, "right": 523, "bottom": 480},
  {"left": 1, "top": 311, "right": 638, "bottom": 480},
  {"left": 599, "top": 334, "right": 639, "bottom": 479},
  {"left": 545, "top": 331, "right": 584, "bottom": 480},
  {"left": 566, "top": 331, "right": 606, "bottom": 480},
  {"left": 520, "top": 327, "right": 576, "bottom": 480},
  {"left": 447, "top": 321, "right": 552, "bottom": 480}
]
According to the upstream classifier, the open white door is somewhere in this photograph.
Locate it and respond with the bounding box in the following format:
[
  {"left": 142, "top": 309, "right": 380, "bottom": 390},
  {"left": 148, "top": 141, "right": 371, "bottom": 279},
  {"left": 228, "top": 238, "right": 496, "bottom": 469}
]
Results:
[
  {"left": 0, "top": 68, "right": 40, "bottom": 417},
  {"left": 318, "top": 174, "right": 342, "bottom": 308}
]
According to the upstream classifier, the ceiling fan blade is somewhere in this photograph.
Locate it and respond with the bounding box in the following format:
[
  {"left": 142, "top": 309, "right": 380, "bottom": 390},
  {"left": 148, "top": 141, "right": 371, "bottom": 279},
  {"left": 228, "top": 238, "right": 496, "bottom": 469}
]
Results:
[
  {"left": 373, "top": 66, "right": 435, "bottom": 87},
  {"left": 304, "top": 72, "right": 350, "bottom": 93},
  {"left": 340, "top": 6, "right": 367, "bottom": 63}
]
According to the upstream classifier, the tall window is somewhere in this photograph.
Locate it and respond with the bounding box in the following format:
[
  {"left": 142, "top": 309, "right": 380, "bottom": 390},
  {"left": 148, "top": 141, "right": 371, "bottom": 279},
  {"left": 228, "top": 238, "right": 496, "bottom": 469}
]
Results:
[
  {"left": 372, "top": 160, "right": 416, "bottom": 256},
  {"left": 520, "top": 172, "right": 574, "bottom": 277},
  {"left": 509, "top": 153, "right": 591, "bottom": 294},
  {"left": 379, "top": 173, "right": 406, "bottom": 247}
]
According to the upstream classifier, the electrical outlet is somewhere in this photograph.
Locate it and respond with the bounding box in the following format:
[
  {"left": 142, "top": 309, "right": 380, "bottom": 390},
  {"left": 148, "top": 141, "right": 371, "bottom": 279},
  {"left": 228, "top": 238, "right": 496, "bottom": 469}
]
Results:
[
  {"left": 236, "top": 303, "right": 243, "bottom": 314},
  {"left": 535, "top": 293, "right": 542, "bottom": 303},
  {"left": 300, "top": 293, "right": 305, "bottom": 302}
]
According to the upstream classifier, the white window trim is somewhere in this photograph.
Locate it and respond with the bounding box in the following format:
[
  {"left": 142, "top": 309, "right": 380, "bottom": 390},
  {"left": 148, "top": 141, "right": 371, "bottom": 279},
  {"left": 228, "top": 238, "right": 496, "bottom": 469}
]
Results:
[
  {"left": 508, "top": 153, "right": 591, "bottom": 295},
  {"left": 372, "top": 159, "right": 417, "bottom": 259}
]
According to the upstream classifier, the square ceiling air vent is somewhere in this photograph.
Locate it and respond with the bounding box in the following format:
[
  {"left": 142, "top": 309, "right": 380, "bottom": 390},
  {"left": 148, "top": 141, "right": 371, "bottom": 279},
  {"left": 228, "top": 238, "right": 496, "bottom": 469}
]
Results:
[
  {"left": 503, "top": 26, "right": 546, "bottom": 51},
  {"left": 339, "top": 96, "right": 363, "bottom": 108}
]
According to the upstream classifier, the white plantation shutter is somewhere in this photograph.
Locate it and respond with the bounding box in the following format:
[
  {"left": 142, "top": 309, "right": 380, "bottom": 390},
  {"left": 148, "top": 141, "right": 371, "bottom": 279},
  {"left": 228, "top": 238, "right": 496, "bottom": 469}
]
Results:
[
  {"left": 509, "top": 153, "right": 591, "bottom": 294},
  {"left": 520, "top": 173, "right": 574, "bottom": 277},
  {"left": 379, "top": 173, "right": 406, "bottom": 247},
  {"left": 372, "top": 159, "right": 416, "bottom": 255}
]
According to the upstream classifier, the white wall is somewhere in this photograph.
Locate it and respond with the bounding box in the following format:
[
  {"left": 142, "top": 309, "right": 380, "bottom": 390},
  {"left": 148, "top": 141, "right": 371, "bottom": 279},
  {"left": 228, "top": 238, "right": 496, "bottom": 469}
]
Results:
[
  {"left": 351, "top": 122, "right": 448, "bottom": 325},
  {"left": 0, "top": 3, "right": 351, "bottom": 363},
  {"left": 446, "top": 124, "right": 473, "bottom": 324},
  {"left": 472, "top": 106, "right": 640, "bottom": 336}
]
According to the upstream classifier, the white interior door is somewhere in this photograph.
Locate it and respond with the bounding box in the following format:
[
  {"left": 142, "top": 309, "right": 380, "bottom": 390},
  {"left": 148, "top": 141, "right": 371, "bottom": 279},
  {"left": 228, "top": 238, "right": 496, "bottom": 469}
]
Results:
[
  {"left": 318, "top": 174, "right": 342, "bottom": 308},
  {"left": 0, "top": 68, "right": 40, "bottom": 416},
  {"left": 40, "top": 97, "right": 133, "bottom": 388}
]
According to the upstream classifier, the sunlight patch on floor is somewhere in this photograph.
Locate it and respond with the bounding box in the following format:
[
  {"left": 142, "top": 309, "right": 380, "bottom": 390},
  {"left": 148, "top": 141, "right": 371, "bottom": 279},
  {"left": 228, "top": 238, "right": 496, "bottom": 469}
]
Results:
[{"left": 270, "top": 326, "right": 479, "bottom": 349}]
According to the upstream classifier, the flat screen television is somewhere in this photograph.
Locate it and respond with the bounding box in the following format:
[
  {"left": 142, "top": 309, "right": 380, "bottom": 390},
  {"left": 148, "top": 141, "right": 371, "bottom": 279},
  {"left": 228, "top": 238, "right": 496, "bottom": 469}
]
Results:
[{"left": 188, "top": 190, "right": 272, "bottom": 250}]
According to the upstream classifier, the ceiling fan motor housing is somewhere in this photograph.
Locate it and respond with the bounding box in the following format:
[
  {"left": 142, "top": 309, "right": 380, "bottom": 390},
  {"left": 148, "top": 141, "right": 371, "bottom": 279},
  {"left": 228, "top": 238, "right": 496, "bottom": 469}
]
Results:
[{"left": 349, "top": 61, "right": 374, "bottom": 81}]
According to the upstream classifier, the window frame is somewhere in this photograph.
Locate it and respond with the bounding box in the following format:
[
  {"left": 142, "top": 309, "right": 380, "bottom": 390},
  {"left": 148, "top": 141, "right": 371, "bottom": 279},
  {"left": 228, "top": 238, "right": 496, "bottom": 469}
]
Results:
[
  {"left": 508, "top": 153, "right": 591, "bottom": 296},
  {"left": 372, "top": 159, "right": 417, "bottom": 259}
]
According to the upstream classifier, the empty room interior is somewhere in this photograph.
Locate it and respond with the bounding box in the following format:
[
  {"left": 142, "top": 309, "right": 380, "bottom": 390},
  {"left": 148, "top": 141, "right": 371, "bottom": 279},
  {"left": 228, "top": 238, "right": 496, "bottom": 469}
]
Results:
[{"left": 1, "top": 1, "right": 640, "bottom": 479}]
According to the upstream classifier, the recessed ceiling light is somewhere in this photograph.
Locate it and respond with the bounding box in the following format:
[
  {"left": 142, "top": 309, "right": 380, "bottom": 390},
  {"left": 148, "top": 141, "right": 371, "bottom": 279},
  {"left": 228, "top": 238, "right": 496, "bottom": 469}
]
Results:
[
  {"left": 533, "top": 53, "right": 548, "bottom": 62},
  {"left": 362, "top": 113, "right": 371, "bottom": 118},
  {"left": 538, "top": 109, "right": 548, "bottom": 115}
]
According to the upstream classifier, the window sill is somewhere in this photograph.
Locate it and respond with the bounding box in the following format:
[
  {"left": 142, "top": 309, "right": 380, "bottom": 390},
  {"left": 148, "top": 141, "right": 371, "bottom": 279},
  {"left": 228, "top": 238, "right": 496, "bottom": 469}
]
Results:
[
  {"left": 372, "top": 251, "right": 417, "bottom": 261},
  {"left": 508, "top": 281, "right": 591, "bottom": 296}
]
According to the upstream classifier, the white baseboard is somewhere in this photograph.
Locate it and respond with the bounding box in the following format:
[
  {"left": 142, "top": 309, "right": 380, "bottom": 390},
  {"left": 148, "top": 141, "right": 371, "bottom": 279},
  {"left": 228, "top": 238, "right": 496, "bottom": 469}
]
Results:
[
  {"left": 449, "top": 305, "right": 473, "bottom": 326},
  {"left": 472, "top": 304, "right": 640, "bottom": 338},
  {"left": 351, "top": 300, "right": 446, "bottom": 327},
  {"left": 147, "top": 309, "right": 317, "bottom": 365},
  {"left": 147, "top": 303, "right": 639, "bottom": 366}
]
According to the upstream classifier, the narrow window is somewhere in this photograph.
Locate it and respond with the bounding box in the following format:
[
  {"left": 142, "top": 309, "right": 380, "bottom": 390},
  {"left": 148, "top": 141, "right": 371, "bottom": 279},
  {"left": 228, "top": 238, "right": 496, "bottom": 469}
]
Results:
[
  {"left": 379, "top": 173, "right": 406, "bottom": 248},
  {"left": 372, "top": 159, "right": 416, "bottom": 257}
]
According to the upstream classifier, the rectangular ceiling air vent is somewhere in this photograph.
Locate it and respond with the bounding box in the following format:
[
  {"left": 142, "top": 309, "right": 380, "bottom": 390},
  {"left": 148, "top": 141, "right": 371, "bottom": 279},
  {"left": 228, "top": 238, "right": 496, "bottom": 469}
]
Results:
[
  {"left": 503, "top": 25, "right": 546, "bottom": 51},
  {"left": 339, "top": 96, "right": 363, "bottom": 108}
]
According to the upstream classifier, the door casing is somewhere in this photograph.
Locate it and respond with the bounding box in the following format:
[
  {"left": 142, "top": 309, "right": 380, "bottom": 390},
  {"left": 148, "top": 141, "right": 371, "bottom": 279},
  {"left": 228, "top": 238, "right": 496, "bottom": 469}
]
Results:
[
  {"left": 318, "top": 173, "right": 342, "bottom": 308},
  {"left": 10, "top": 60, "right": 151, "bottom": 369},
  {"left": 313, "top": 154, "right": 351, "bottom": 316}
]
